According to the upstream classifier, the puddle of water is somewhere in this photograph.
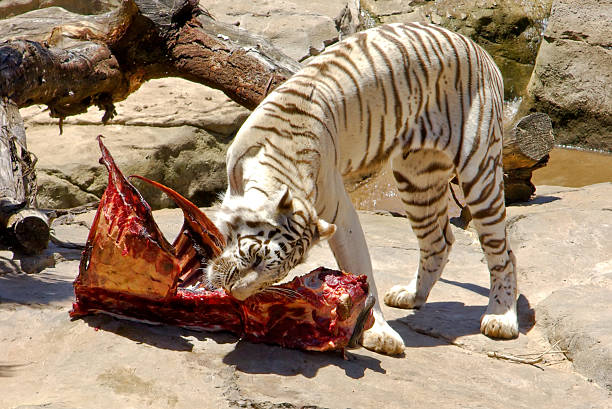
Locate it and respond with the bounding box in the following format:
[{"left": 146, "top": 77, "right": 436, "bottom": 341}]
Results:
[
  {"left": 347, "top": 168, "right": 464, "bottom": 217},
  {"left": 347, "top": 167, "right": 403, "bottom": 214},
  {"left": 533, "top": 147, "right": 612, "bottom": 187}
]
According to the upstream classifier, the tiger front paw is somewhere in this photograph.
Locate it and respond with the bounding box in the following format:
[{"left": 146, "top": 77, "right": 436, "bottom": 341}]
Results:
[
  {"left": 481, "top": 309, "right": 519, "bottom": 339},
  {"left": 360, "top": 319, "right": 405, "bottom": 355},
  {"left": 383, "top": 284, "right": 424, "bottom": 309}
]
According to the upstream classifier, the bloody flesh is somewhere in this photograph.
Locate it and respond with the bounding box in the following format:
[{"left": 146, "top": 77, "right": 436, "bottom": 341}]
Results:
[{"left": 70, "top": 136, "right": 374, "bottom": 351}]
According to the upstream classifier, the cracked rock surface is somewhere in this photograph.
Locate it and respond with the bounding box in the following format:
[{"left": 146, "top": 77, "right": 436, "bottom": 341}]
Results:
[
  {"left": 203, "top": 0, "right": 361, "bottom": 62},
  {"left": 1, "top": 184, "right": 611, "bottom": 408}
]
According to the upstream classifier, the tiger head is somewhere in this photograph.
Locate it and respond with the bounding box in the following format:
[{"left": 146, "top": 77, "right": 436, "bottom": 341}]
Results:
[{"left": 206, "top": 186, "right": 336, "bottom": 300}]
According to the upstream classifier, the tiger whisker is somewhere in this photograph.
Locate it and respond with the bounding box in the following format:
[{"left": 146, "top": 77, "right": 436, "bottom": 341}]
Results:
[
  {"left": 260, "top": 287, "right": 301, "bottom": 299},
  {"left": 208, "top": 258, "right": 232, "bottom": 288}
]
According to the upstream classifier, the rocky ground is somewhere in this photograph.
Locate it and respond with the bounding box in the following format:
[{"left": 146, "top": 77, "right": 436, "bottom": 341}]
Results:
[
  {"left": 1, "top": 184, "right": 611, "bottom": 409},
  {"left": 1, "top": 1, "right": 611, "bottom": 407}
]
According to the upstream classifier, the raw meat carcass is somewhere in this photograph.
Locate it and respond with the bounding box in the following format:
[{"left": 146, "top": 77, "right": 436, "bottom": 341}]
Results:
[{"left": 70, "top": 136, "right": 374, "bottom": 352}]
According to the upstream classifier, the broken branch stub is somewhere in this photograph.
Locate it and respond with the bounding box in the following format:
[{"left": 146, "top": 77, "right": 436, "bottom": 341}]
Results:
[
  {"left": 503, "top": 112, "right": 554, "bottom": 170},
  {"left": 0, "top": 208, "right": 50, "bottom": 254},
  {"left": 503, "top": 113, "right": 554, "bottom": 203}
]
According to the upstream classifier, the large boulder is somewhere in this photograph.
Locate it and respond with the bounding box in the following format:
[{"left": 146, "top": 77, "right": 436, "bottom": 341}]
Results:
[
  {"left": 527, "top": 0, "right": 612, "bottom": 151},
  {"left": 0, "top": 0, "right": 121, "bottom": 18},
  {"left": 360, "top": 0, "right": 553, "bottom": 99}
]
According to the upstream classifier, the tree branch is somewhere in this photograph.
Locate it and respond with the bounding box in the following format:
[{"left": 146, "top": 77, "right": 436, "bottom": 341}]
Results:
[{"left": 0, "top": 0, "right": 301, "bottom": 117}]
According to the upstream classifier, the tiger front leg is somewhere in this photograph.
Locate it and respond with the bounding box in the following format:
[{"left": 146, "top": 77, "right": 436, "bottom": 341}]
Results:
[
  {"left": 479, "top": 248, "right": 519, "bottom": 339},
  {"left": 326, "top": 192, "right": 405, "bottom": 356}
]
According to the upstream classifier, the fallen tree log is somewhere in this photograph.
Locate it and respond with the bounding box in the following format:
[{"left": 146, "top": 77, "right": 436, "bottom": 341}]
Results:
[
  {"left": 0, "top": 0, "right": 300, "bottom": 121},
  {"left": 0, "top": 207, "right": 50, "bottom": 254},
  {"left": 503, "top": 112, "right": 554, "bottom": 203},
  {"left": 0, "top": 98, "right": 49, "bottom": 254}
]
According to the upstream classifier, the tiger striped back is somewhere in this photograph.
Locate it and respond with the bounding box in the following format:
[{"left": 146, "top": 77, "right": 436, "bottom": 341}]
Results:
[{"left": 210, "top": 23, "right": 518, "bottom": 355}]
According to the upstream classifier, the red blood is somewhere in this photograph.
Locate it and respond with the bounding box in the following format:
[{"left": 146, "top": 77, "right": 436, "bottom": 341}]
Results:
[{"left": 70, "top": 136, "right": 373, "bottom": 351}]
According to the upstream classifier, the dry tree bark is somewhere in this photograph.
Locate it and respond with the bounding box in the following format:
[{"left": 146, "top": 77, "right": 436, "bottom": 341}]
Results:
[{"left": 0, "top": 98, "right": 49, "bottom": 254}]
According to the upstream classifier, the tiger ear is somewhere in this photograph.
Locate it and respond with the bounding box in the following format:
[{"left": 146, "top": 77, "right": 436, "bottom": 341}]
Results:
[
  {"left": 316, "top": 219, "right": 336, "bottom": 241},
  {"left": 277, "top": 185, "right": 293, "bottom": 213}
]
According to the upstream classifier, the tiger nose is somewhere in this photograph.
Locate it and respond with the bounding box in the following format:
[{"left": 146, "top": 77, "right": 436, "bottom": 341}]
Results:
[{"left": 227, "top": 270, "right": 259, "bottom": 301}]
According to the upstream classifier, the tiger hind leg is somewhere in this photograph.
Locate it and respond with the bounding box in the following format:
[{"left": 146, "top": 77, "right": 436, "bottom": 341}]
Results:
[
  {"left": 458, "top": 153, "right": 519, "bottom": 339},
  {"left": 384, "top": 150, "right": 455, "bottom": 309}
]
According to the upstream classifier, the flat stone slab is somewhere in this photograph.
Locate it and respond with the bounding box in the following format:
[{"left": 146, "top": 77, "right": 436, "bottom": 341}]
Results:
[
  {"left": 538, "top": 284, "right": 612, "bottom": 391},
  {"left": 1, "top": 184, "right": 611, "bottom": 408}
]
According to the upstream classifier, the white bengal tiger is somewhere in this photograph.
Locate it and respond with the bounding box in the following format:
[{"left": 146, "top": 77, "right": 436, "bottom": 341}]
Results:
[{"left": 207, "top": 22, "right": 518, "bottom": 355}]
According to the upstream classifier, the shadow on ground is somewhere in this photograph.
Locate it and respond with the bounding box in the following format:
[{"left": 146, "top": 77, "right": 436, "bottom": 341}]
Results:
[
  {"left": 0, "top": 270, "right": 75, "bottom": 304},
  {"left": 0, "top": 241, "right": 81, "bottom": 280},
  {"left": 75, "top": 311, "right": 386, "bottom": 379},
  {"left": 77, "top": 314, "right": 239, "bottom": 352},
  {"left": 0, "top": 364, "right": 24, "bottom": 377},
  {"left": 76, "top": 313, "right": 385, "bottom": 379},
  {"left": 223, "top": 341, "right": 385, "bottom": 379},
  {"left": 392, "top": 290, "right": 535, "bottom": 344},
  {"left": 509, "top": 195, "right": 561, "bottom": 207}
]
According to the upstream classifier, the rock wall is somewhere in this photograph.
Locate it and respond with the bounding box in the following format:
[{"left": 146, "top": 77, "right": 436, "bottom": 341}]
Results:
[
  {"left": 361, "top": 0, "right": 552, "bottom": 99},
  {"left": 527, "top": 0, "right": 612, "bottom": 150},
  {"left": 22, "top": 78, "right": 249, "bottom": 209},
  {"left": 362, "top": 0, "right": 612, "bottom": 151}
]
